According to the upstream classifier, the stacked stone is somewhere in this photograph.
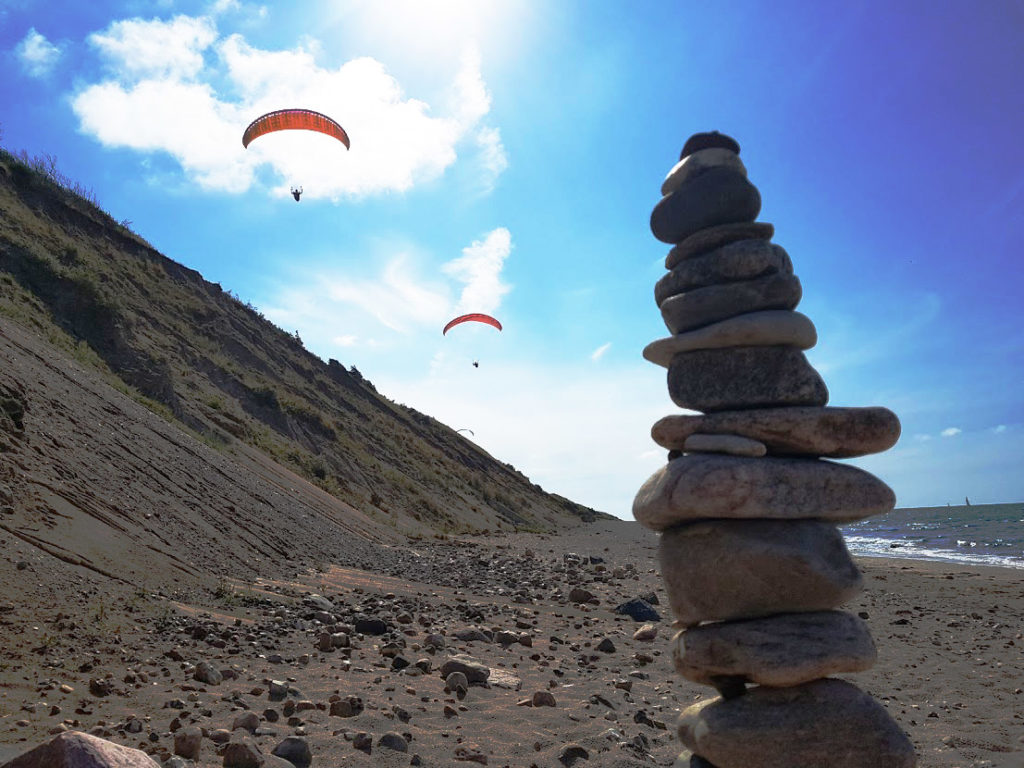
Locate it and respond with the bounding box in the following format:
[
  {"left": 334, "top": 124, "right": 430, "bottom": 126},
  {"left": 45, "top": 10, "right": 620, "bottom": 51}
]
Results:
[{"left": 634, "top": 132, "right": 917, "bottom": 768}]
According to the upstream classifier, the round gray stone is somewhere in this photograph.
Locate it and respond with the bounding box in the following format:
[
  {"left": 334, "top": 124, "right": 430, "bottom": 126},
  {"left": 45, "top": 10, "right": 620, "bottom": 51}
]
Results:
[
  {"left": 651, "top": 167, "right": 761, "bottom": 244},
  {"left": 650, "top": 406, "right": 901, "bottom": 458},
  {"left": 643, "top": 311, "right": 816, "bottom": 366},
  {"left": 680, "top": 131, "right": 740, "bottom": 159},
  {"left": 660, "top": 273, "right": 802, "bottom": 334},
  {"left": 633, "top": 454, "right": 894, "bottom": 530},
  {"left": 655, "top": 241, "right": 791, "bottom": 305},
  {"left": 667, "top": 346, "right": 828, "bottom": 412},
  {"left": 662, "top": 148, "right": 747, "bottom": 196},
  {"left": 677, "top": 678, "right": 916, "bottom": 768},
  {"left": 666, "top": 222, "right": 774, "bottom": 269},
  {"left": 672, "top": 610, "right": 877, "bottom": 688},
  {"left": 658, "top": 519, "right": 862, "bottom": 626}
]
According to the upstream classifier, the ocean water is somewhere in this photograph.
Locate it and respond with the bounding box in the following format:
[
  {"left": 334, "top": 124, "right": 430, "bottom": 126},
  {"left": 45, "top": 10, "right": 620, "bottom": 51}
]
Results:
[{"left": 841, "top": 502, "right": 1024, "bottom": 570}]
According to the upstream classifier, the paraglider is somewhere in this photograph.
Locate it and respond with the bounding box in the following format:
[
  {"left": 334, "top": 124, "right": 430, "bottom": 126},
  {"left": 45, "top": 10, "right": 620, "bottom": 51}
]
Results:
[
  {"left": 242, "top": 109, "right": 350, "bottom": 150},
  {"left": 242, "top": 109, "right": 349, "bottom": 201},
  {"left": 442, "top": 313, "right": 502, "bottom": 335},
  {"left": 456, "top": 428, "right": 475, "bottom": 436}
]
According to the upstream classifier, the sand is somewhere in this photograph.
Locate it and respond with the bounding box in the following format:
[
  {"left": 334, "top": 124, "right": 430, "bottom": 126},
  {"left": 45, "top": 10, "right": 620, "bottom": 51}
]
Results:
[{"left": 0, "top": 520, "right": 1021, "bottom": 767}]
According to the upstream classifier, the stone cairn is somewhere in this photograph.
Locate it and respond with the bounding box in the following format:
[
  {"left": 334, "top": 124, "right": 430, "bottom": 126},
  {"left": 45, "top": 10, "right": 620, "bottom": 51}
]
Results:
[{"left": 634, "top": 132, "right": 917, "bottom": 768}]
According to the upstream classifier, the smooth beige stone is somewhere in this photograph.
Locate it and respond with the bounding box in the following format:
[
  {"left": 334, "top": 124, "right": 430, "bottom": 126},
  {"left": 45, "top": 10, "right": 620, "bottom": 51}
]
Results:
[
  {"left": 643, "top": 311, "right": 816, "bottom": 366},
  {"left": 651, "top": 406, "right": 901, "bottom": 458},
  {"left": 658, "top": 519, "right": 862, "bottom": 626},
  {"left": 661, "top": 274, "right": 801, "bottom": 334},
  {"left": 682, "top": 433, "right": 767, "bottom": 457},
  {"left": 634, "top": 454, "right": 894, "bottom": 530},
  {"left": 672, "top": 610, "right": 877, "bottom": 688},
  {"left": 667, "top": 346, "right": 828, "bottom": 412},
  {"left": 677, "top": 679, "right": 917, "bottom": 768},
  {"left": 655, "top": 241, "right": 791, "bottom": 305},
  {"left": 661, "top": 148, "right": 747, "bottom": 196}
]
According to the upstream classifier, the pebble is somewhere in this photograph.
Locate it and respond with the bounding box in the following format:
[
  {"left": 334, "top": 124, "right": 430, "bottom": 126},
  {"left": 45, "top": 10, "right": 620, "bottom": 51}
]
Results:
[
  {"left": 667, "top": 346, "right": 827, "bottom": 412},
  {"left": 662, "top": 148, "right": 747, "bottom": 196},
  {"left": 677, "top": 678, "right": 916, "bottom": 768},
  {"left": 651, "top": 167, "right": 761, "bottom": 244},
  {"left": 651, "top": 405, "right": 902, "bottom": 458},
  {"left": 660, "top": 273, "right": 802, "bottom": 335},
  {"left": 172, "top": 726, "right": 202, "bottom": 760},
  {"left": 613, "top": 598, "right": 661, "bottom": 622},
  {"left": 378, "top": 732, "right": 408, "bottom": 752},
  {"left": 633, "top": 454, "right": 895, "bottom": 530},
  {"left": 440, "top": 655, "right": 490, "bottom": 684},
  {"left": 271, "top": 736, "right": 312, "bottom": 767},
  {"left": 659, "top": 519, "right": 863, "bottom": 626}
]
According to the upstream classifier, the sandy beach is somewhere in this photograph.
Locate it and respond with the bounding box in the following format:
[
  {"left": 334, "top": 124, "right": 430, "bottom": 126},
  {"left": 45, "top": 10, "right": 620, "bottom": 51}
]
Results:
[{"left": 1, "top": 519, "right": 1021, "bottom": 767}]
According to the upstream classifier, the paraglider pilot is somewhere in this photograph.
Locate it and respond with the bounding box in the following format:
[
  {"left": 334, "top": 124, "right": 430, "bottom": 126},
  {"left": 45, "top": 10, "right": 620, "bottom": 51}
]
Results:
[
  {"left": 473, "top": 361, "right": 479, "bottom": 368},
  {"left": 291, "top": 186, "right": 303, "bottom": 202}
]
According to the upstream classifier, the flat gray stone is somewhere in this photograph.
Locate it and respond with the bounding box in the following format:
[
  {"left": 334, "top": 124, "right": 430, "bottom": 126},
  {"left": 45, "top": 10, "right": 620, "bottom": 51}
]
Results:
[
  {"left": 666, "top": 222, "right": 774, "bottom": 269},
  {"left": 651, "top": 406, "right": 901, "bottom": 458},
  {"left": 662, "top": 148, "right": 747, "bottom": 196},
  {"left": 683, "top": 433, "right": 766, "bottom": 457},
  {"left": 661, "top": 273, "right": 801, "bottom": 334},
  {"left": 677, "top": 679, "right": 916, "bottom": 768},
  {"left": 0, "top": 732, "right": 160, "bottom": 768},
  {"left": 643, "top": 311, "right": 816, "bottom": 366},
  {"left": 658, "top": 519, "right": 862, "bottom": 626},
  {"left": 651, "top": 167, "right": 761, "bottom": 244},
  {"left": 633, "top": 454, "right": 894, "bottom": 530},
  {"left": 655, "top": 241, "right": 792, "bottom": 305},
  {"left": 667, "top": 346, "right": 828, "bottom": 412},
  {"left": 672, "top": 610, "right": 877, "bottom": 688}
]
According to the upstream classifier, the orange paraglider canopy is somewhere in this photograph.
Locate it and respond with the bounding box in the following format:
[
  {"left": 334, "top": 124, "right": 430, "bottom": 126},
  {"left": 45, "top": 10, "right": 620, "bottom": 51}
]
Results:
[
  {"left": 242, "top": 109, "right": 350, "bottom": 149},
  {"left": 442, "top": 313, "right": 502, "bottom": 335}
]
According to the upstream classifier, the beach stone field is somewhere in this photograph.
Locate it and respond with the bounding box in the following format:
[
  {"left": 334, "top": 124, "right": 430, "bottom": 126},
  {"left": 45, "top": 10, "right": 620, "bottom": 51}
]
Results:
[{"left": 0, "top": 520, "right": 1022, "bottom": 767}]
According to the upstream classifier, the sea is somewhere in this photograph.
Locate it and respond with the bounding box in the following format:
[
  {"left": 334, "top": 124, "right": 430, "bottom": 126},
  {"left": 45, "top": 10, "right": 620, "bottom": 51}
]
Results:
[{"left": 841, "top": 502, "right": 1024, "bottom": 570}]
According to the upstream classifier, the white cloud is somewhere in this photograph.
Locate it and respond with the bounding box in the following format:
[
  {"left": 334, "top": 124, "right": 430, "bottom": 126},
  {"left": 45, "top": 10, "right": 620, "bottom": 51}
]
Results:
[
  {"left": 940, "top": 427, "right": 962, "bottom": 437},
  {"left": 591, "top": 342, "right": 611, "bottom": 361},
  {"left": 442, "top": 228, "right": 512, "bottom": 316},
  {"left": 209, "top": 0, "right": 240, "bottom": 13},
  {"left": 378, "top": 359, "right": 669, "bottom": 517},
  {"left": 992, "top": 424, "right": 1008, "bottom": 434},
  {"left": 71, "top": 14, "right": 506, "bottom": 199},
  {"left": 16, "top": 28, "right": 62, "bottom": 78},
  {"left": 89, "top": 15, "right": 217, "bottom": 80},
  {"left": 262, "top": 228, "right": 511, "bottom": 344},
  {"left": 474, "top": 125, "right": 508, "bottom": 193},
  {"left": 913, "top": 434, "right": 932, "bottom": 442}
]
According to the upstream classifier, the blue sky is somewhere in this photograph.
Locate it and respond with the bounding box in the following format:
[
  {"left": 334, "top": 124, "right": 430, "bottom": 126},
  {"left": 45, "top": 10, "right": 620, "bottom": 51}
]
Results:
[{"left": 2, "top": 0, "right": 1022, "bottom": 516}]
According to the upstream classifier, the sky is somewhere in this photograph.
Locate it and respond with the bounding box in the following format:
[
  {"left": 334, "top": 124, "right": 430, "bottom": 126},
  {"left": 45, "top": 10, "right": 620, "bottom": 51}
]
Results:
[{"left": 2, "top": 0, "right": 1023, "bottom": 517}]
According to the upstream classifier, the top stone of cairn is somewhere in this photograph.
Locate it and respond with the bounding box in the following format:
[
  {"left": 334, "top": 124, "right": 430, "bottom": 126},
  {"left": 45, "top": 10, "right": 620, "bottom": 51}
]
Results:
[{"left": 680, "top": 131, "right": 740, "bottom": 160}]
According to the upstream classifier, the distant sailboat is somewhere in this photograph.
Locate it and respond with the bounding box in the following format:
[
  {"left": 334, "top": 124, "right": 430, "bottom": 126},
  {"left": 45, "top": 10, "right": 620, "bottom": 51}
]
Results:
[{"left": 965, "top": 496, "right": 971, "bottom": 506}]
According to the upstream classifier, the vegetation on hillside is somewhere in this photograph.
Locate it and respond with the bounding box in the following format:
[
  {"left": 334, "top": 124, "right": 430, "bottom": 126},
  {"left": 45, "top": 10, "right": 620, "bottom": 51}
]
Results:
[{"left": 0, "top": 139, "right": 606, "bottom": 534}]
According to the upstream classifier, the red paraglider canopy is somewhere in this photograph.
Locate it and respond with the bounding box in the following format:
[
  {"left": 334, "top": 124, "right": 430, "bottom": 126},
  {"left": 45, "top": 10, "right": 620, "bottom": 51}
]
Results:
[
  {"left": 442, "top": 313, "right": 502, "bottom": 335},
  {"left": 242, "top": 109, "right": 350, "bottom": 149}
]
